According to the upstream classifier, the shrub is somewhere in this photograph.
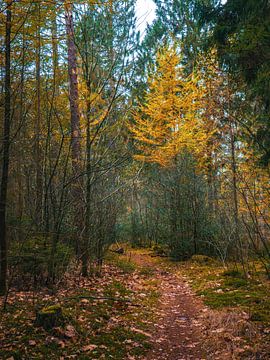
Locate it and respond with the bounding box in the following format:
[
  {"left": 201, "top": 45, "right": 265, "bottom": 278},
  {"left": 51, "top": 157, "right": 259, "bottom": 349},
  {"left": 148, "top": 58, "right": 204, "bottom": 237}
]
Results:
[
  {"left": 9, "top": 236, "right": 73, "bottom": 286},
  {"left": 152, "top": 244, "right": 170, "bottom": 257}
]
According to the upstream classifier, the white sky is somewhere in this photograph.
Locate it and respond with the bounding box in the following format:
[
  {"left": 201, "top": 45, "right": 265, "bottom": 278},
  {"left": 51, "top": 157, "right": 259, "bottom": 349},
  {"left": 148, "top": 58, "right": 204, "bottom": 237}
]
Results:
[
  {"left": 135, "top": 0, "right": 227, "bottom": 38},
  {"left": 135, "top": 0, "right": 157, "bottom": 37}
]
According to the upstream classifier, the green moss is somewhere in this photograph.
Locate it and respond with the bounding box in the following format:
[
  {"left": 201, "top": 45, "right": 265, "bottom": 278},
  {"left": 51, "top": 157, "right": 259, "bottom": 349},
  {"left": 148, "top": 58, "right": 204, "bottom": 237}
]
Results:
[
  {"left": 223, "top": 277, "right": 249, "bottom": 288},
  {"left": 85, "top": 326, "right": 151, "bottom": 359},
  {"left": 39, "top": 342, "right": 60, "bottom": 355},
  {"left": 116, "top": 259, "right": 136, "bottom": 273},
  {"left": 179, "top": 260, "right": 270, "bottom": 326},
  {"left": 191, "top": 254, "right": 216, "bottom": 264},
  {"left": 250, "top": 311, "right": 266, "bottom": 322},
  {"left": 107, "top": 252, "right": 137, "bottom": 273},
  {"left": 139, "top": 266, "right": 155, "bottom": 277},
  {"left": 104, "top": 281, "right": 133, "bottom": 298},
  {"left": 0, "top": 350, "right": 23, "bottom": 360},
  {"left": 223, "top": 269, "right": 244, "bottom": 278},
  {"left": 200, "top": 289, "right": 249, "bottom": 307},
  {"left": 40, "top": 304, "right": 61, "bottom": 314}
]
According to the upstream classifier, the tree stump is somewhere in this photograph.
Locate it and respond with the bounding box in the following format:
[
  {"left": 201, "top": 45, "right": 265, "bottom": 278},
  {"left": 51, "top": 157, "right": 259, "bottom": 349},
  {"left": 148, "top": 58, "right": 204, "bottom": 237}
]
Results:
[{"left": 35, "top": 304, "right": 64, "bottom": 330}]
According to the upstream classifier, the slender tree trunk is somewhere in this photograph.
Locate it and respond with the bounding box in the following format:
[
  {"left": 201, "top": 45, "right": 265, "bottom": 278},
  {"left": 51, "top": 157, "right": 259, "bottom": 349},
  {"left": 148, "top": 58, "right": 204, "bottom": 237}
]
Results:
[
  {"left": 52, "top": 12, "right": 59, "bottom": 97},
  {"left": 230, "top": 123, "right": 239, "bottom": 233},
  {"left": 17, "top": 25, "right": 26, "bottom": 242},
  {"left": 226, "top": 80, "right": 246, "bottom": 270},
  {"left": 82, "top": 96, "right": 92, "bottom": 277},
  {"left": 229, "top": 120, "right": 246, "bottom": 272},
  {"left": 170, "top": 187, "right": 178, "bottom": 253},
  {"left": 64, "top": 2, "right": 83, "bottom": 260},
  {"left": 206, "top": 157, "right": 214, "bottom": 215},
  {"left": 49, "top": 10, "right": 60, "bottom": 280},
  {"left": 0, "top": 1, "right": 12, "bottom": 295},
  {"left": 65, "top": 2, "right": 81, "bottom": 170},
  {"left": 35, "top": 3, "right": 43, "bottom": 229},
  {"left": 192, "top": 169, "right": 198, "bottom": 255}
]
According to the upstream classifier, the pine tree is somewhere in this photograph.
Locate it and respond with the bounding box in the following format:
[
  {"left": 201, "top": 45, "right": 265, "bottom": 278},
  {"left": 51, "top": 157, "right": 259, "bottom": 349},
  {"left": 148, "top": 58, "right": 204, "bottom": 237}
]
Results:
[{"left": 202, "top": 0, "right": 270, "bottom": 165}]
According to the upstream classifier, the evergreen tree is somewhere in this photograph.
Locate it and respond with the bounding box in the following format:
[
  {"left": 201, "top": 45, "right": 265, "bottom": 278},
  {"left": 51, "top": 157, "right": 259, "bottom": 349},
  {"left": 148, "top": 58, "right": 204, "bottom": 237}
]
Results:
[{"left": 201, "top": 0, "right": 270, "bottom": 165}]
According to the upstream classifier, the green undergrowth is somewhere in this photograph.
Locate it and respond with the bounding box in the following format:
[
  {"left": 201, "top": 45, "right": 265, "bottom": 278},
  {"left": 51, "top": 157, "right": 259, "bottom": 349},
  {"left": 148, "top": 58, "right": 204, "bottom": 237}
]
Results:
[
  {"left": 106, "top": 252, "right": 136, "bottom": 274},
  {"left": 178, "top": 259, "right": 270, "bottom": 325}
]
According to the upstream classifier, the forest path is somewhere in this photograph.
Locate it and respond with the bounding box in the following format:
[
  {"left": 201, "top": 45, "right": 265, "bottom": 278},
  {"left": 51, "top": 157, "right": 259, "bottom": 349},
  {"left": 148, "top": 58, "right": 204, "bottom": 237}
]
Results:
[{"left": 129, "top": 251, "right": 207, "bottom": 360}]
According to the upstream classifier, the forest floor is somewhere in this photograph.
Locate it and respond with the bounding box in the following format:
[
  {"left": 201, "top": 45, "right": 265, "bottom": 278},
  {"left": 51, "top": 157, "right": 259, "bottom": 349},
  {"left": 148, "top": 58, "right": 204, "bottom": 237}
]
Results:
[{"left": 0, "top": 248, "right": 270, "bottom": 359}]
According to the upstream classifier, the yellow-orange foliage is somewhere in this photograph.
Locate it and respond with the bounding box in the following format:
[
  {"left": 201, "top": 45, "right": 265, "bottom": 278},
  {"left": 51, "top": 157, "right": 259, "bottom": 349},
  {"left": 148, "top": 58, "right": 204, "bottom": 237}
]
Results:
[{"left": 130, "top": 44, "right": 208, "bottom": 167}]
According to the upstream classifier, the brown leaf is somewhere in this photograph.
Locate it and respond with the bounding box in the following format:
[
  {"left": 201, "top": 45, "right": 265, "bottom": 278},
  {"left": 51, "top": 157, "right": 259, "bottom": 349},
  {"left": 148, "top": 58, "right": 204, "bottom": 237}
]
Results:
[
  {"left": 130, "top": 327, "right": 152, "bottom": 337},
  {"left": 82, "top": 344, "right": 98, "bottom": 352},
  {"left": 65, "top": 325, "right": 76, "bottom": 338},
  {"left": 81, "top": 299, "right": 89, "bottom": 305},
  {"left": 56, "top": 339, "right": 66, "bottom": 348}
]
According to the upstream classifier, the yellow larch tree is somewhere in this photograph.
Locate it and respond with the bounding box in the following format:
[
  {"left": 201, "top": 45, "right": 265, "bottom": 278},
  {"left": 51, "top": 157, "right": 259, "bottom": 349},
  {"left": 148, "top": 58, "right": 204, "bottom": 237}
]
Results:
[{"left": 130, "top": 43, "right": 207, "bottom": 167}]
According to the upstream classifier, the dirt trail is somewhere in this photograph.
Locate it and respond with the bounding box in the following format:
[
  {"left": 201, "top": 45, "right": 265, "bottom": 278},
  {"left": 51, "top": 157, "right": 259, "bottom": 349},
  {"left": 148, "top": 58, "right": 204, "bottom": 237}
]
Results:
[{"left": 131, "top": 252, "right": 207, "bottom": 360}]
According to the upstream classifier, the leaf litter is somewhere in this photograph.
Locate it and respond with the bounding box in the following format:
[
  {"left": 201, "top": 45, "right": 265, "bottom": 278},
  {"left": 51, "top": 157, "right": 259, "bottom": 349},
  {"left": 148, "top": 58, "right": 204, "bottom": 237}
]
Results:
[{"left": 0, "top": 249, "right": 269, "bottom": 359}]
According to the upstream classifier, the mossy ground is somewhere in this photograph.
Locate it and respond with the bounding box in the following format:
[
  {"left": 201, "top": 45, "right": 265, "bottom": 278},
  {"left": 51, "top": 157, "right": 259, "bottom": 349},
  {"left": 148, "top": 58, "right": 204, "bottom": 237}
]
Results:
[
  {"left": 0, "top": 255, "right": 158, "bottom": 360},
  {"left": 177, "top": 259, "right": 270, "bottom": 325}
]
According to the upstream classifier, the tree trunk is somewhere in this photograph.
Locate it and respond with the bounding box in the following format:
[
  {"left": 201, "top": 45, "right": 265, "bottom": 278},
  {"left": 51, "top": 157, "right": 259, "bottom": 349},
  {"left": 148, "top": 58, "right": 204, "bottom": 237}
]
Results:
[
  {"left": 52, "top": 12, "right": 59, "bottom": 97},
  {"left": 0, "top": 1, "right": 12, "bottom": 295},
  {"left": 229, "top": 120, "right": 246, "bottom": 272},
  {"left": 65, "top": 2, "right": 81, "bottom": 173},
  {"left": 82, "top": 96, "right": 92, "bottom": 277},
  {"left": 17, "top": 24, "right": 26, "bottom": 242},
  {"left": 35, "top": 3, "right": 43, "bottom": 229},
  {"left": 64, "top": 2, "right": 83, "bottom": 262}
]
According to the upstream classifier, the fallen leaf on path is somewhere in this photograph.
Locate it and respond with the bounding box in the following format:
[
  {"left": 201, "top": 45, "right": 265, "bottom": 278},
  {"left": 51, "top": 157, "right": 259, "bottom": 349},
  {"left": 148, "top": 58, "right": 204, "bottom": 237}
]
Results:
[
  {"left": 130, "top": 327, "right": 152, "bottom": 337},
  {"left": 211, "top": 328, "right": 225, "bottom": 333}
]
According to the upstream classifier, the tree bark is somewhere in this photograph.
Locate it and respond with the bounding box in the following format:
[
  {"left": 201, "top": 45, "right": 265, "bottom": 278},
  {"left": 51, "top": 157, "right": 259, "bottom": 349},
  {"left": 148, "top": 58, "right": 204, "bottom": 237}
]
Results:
[
  {"left": 82, "top": 96, "right": 92, "bottom": 277},
  {"left": 35, "top": 2, "right": 43, "bottom": 229},
  {"left": 0, "top": 1, "right": 12, "bottom": 295},
  {"left": 64, "top": 2, "right": 83, "bottom": 263},
  {"left": 229, "top": 118, "right": 246, "bottom": 273},
  {"left": 65, "top": 2, "right": 81, "bottom": 174}
]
